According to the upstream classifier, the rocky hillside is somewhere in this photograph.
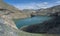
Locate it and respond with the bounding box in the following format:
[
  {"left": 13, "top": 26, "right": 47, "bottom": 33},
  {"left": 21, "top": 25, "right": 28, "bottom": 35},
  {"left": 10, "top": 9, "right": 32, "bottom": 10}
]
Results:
[
  {"left": 36, "top": 5, "right": 60, "bottom": 16},
  {"left": 0, "top": 0, "right": 30, "bottom": 19},
  {"left": 0, "top": 15, "right": 19, "bottom": 36}
]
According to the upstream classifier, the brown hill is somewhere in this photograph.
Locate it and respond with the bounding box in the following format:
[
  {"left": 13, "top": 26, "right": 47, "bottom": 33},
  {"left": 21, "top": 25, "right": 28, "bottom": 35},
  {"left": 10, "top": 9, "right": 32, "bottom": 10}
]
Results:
[{"left": 0, "top": 0, "right": 30, "bottom": 19}]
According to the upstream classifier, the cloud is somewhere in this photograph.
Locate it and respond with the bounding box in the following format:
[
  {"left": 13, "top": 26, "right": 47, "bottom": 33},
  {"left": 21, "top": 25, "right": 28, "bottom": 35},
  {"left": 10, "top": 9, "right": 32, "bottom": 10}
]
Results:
[
  {"left": 13, "top": 1, "right": 60, "bottom": 10},
  {"left": 13, "top": 2, "right": 49, "bottom": 10},
  {"left": 56, "top": 1, "right": 60, "bottom": 3},
  {"left": 55, "top": 1, "right": 60, "bottom": 5},
  {"left": 14, "top": 3, "right": 36, "bottom": 10},
  {"left": 35, "top": 2, "right": 49, "bottom": 8}
]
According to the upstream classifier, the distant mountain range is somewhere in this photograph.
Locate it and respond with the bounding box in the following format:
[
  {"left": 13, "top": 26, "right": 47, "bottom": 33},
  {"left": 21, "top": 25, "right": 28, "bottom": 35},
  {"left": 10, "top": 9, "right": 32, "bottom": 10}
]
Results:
[
  {"left": 21, "top": 5, "right": 60, "bottom": 16},
  {"left": 36, "top": 5, "right": 60, "bottom": 16},
  {"left": 22, "top": 9, "right": 36, "bottom": 14}
]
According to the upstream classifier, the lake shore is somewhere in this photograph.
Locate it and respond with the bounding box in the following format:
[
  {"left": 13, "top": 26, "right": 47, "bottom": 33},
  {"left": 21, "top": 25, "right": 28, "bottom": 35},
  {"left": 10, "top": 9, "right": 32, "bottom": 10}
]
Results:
[{"left": 20, "top": 16, "right": 60, "bottom": 34}]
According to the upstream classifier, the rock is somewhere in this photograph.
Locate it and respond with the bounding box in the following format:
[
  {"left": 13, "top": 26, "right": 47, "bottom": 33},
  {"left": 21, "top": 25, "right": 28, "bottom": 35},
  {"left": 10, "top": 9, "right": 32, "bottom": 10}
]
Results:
[{"left": 0, "top": 17, "right": 19, "bottom": 36}]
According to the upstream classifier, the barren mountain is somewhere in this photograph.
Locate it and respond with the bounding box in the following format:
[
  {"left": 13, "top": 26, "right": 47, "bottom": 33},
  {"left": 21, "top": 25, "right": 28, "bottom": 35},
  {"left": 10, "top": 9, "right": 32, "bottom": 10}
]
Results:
[
  {"left": 36, "top": 5, "right": 60, "bottom": 16},
  {"left": 0, "top": 0, "right": 30, "bottom": 19}
]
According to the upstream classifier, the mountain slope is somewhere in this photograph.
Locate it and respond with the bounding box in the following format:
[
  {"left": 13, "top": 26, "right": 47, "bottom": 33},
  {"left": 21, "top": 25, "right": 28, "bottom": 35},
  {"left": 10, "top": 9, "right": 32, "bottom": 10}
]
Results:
[
  {"left": 36, "top": 5, "right": 60, "bottom": 16},
  {"left": 0, "top": 0, "right": 30, "bottom": 19}
]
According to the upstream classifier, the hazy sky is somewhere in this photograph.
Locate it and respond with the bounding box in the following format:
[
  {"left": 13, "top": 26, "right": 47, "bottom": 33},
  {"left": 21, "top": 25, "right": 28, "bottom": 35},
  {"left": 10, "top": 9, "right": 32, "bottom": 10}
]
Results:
[{"left": 4, "top": 0, "right": 60, "bottom": 10}]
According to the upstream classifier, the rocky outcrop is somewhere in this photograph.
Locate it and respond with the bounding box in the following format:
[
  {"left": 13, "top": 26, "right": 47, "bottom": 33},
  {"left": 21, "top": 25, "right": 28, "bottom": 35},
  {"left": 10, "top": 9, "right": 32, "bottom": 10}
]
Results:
[
  {"left": 1, "top": 15, "right": 18, "bottom": 29},
  {"left": 0, "top": 16, "right": 20, "bottom": 36}
]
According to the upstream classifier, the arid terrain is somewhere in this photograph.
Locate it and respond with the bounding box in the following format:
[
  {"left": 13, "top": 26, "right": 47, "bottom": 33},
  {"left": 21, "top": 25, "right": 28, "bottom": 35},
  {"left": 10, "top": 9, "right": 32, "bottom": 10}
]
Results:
[{"left": 0, "top": 0, "right": 60, "bottom": 36}]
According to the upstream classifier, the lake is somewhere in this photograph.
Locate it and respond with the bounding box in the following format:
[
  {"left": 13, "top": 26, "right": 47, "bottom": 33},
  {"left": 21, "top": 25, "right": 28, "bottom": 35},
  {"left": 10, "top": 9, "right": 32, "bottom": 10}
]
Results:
[{"left": 13, "top": 16, "right": 52, "bottom": 29}]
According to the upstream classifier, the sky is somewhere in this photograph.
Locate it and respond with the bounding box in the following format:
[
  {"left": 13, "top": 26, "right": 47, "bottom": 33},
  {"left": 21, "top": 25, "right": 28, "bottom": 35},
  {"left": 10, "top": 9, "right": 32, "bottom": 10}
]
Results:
[{"left": 4, "top": 0, "right": 60, "bottom": 10}]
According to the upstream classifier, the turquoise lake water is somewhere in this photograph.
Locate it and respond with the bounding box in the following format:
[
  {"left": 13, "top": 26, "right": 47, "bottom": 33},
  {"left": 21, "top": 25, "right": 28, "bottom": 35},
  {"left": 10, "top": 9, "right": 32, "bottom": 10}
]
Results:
[{"left": 14, "top": 16, "right": 52, "bottom": 28}]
